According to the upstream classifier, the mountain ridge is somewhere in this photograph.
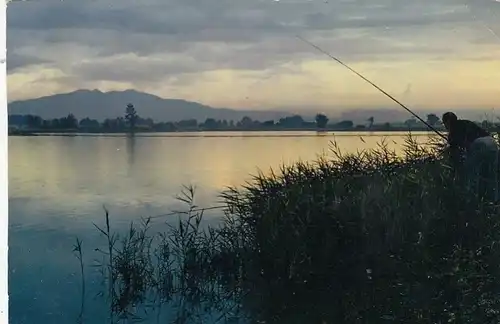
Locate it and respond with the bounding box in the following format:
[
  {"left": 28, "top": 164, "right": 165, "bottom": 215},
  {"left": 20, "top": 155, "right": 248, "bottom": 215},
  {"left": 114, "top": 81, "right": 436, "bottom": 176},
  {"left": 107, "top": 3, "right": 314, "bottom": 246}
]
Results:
[
  {"left": 8, "top": 89, "right": 493, "bottom": 124},
  {"left": 8, "top": 89, "right": 295, "bottom": 122}
]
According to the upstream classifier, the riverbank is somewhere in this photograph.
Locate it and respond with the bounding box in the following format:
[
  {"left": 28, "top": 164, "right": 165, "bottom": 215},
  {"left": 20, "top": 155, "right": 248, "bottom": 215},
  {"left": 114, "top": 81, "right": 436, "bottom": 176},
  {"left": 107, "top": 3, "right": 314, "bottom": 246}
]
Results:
[
  {"left": 9, "top": 127, "right": 444, "bottom": 137},
  {"left": 83, "top": 134, "right": 500, "bottom": 323}
]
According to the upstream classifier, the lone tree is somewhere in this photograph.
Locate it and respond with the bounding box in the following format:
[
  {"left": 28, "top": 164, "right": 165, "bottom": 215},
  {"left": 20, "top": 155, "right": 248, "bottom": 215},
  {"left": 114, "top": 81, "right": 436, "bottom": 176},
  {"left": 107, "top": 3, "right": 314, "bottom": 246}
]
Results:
[
  {"left": 59, "top": 113, "right": 78, "bottom": 129},
  {"left": 426, "top": 113, "right": 440, "bottom": 126},
  {"left": 315, "top": 113, "right": 329, "bottom": 129},
  {"left": 125, "top": 103, "right": 138, "bottom": 133},
  {"left": 367, "top": 116, "right": 374, "bottom": 129}
]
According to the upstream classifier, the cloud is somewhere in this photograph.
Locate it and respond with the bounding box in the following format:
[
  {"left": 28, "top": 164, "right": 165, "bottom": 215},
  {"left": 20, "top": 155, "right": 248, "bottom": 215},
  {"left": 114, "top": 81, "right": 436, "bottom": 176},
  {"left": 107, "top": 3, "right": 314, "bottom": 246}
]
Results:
[
  {"left": 6, "top": 0, "right": 500, "bottom": 106},
  {"left": 7, "top": 52, "right": 49, "bottom": 72}
]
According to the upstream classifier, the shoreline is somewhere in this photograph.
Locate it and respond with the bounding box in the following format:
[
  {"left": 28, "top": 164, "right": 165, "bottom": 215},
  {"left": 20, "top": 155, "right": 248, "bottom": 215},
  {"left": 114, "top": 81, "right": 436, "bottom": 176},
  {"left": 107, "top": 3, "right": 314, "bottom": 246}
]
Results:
[{"left": 8, "top": 127, "right": 446, "bottom": 137}]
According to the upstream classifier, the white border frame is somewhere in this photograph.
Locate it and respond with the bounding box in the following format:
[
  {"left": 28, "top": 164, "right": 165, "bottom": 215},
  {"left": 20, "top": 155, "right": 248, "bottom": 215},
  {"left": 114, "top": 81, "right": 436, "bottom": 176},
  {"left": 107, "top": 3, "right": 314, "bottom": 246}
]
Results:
[{"left": 1, "top": 1, "right": 8, "bottom": 323}]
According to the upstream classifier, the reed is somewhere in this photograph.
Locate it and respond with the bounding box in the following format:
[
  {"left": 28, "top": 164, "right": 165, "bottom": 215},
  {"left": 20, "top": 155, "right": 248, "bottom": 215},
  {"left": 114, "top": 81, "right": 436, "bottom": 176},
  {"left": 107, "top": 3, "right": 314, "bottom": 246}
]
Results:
[
  {"left": 72, "top": 238, "right": 85, "bottom": 324},
  {"left": 80, "top": 133, "right": 500, "bottom": 323}
]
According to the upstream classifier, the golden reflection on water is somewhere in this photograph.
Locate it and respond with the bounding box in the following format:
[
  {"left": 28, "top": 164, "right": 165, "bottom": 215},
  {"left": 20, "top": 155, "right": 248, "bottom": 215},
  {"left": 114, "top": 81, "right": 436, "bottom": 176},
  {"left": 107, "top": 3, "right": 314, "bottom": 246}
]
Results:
[{"left": 9, "top": 132, "right": 432, "bottom": 207}]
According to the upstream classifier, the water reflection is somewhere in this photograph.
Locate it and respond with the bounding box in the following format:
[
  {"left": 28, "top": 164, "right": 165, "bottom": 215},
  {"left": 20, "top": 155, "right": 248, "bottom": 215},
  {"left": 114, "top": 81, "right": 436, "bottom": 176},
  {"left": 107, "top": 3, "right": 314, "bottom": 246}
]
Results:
[
  {"left": 8, "top": 132, "right": 432, "bottom": 323},
  {"left": 126, "top": 134, "right": 136, "bottom": 173}
]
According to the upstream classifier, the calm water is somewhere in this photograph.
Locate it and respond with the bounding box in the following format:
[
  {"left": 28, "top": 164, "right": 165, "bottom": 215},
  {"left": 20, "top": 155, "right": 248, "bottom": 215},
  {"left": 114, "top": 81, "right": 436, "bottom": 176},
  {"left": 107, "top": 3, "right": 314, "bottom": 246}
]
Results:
[{"left": 9, "top": 131, "right": 432, "bottom": 323}]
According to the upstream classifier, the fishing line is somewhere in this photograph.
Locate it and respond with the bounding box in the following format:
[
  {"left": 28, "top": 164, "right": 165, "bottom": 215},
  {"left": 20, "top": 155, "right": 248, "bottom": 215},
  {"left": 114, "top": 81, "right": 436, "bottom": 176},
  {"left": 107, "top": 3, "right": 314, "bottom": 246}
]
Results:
[
  {"left": 465, "top": 2, "right": 500, "bottom": 43},
  {"left": 464, "top": 1, "right": 500, "bottom": 118},
  {"left": 295, "top": 35, "right": 447, "bottom": 140}
]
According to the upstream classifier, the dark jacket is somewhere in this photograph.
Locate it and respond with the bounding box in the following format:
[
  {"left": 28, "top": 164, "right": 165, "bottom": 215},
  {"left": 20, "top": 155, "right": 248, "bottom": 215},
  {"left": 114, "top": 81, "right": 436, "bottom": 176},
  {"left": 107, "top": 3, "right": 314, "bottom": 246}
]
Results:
[
  {"left": 447, "top": 119, "right": 490, "bottom": 165},
  {"left": 448, "top": 119, "right": 490, "bottom": 151}
]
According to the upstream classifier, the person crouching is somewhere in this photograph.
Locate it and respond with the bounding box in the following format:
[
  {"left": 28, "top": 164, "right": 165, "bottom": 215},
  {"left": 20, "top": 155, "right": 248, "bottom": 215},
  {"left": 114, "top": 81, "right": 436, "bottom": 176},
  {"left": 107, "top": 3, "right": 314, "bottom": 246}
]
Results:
[{"left": 442, "top": 112, "right": 499, "bottom": 202}]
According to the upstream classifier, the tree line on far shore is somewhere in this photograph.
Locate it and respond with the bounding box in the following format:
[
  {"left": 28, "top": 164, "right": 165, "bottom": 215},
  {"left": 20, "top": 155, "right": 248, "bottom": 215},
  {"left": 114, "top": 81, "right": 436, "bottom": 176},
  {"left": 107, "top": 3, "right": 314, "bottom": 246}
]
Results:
[{"left": 8, "top": 103, "right": 496, "bottom": 133}]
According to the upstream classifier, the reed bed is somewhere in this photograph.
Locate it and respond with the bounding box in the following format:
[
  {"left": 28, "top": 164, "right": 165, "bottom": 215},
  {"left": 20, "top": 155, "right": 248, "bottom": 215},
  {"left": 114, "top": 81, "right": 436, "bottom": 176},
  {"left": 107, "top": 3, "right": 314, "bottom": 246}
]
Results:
[{"left": 80, "top": 133, "right": 500, "bottom": 323}]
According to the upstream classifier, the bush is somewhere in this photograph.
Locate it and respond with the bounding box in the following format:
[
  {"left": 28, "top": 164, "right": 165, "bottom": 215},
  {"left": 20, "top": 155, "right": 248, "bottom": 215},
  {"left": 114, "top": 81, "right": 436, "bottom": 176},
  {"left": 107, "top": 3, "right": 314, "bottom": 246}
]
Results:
[{"left": 85, "top": 134, "right": 500, "bottom": 323}]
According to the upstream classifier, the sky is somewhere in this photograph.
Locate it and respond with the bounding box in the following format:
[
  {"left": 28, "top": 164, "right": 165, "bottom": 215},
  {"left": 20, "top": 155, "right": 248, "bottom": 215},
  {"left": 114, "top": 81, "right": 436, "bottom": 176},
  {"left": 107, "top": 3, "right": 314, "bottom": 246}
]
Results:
[{"left": 6, "top": 0, "right": 500, "bottom": 112}]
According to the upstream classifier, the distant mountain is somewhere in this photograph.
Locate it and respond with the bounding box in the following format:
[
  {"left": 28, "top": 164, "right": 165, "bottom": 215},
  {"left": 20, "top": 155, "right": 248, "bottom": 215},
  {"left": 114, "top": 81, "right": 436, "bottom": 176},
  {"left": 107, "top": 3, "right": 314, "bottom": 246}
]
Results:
[
  {"left": 8, "top": 89, "right": 293, "bottom": 122},
  {"left": 10, "top": 89, "right": 493, "bottom": 124}
]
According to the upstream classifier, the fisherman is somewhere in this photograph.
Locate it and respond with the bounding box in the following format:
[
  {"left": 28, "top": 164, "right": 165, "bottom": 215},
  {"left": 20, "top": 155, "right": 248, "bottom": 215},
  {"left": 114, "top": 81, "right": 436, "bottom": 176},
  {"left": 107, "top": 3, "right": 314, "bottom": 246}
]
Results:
[{"left": 442, "top": 112, "right": 499, "bottom": 201}]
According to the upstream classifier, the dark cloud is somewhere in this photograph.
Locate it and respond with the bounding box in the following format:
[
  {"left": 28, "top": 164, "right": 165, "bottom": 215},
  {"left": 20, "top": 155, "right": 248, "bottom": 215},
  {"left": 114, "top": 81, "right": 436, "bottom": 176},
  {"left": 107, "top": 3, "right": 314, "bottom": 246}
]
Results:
[
  {"left": 71, "top": 55, "right": 202, "bottom": 83},
  {"left": 6, "top": 0, "right": 500, "bottom": 88},
  {"left": 7, "top": 52, "right": 48, "bottom": 72}
]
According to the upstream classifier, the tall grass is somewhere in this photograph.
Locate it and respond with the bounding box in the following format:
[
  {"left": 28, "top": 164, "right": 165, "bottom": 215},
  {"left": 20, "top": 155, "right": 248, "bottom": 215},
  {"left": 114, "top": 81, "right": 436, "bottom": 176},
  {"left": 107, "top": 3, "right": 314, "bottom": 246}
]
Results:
[
  {"left": 72, "top": 238, "right": 85, "bottom": 324},
  {"left": 82, "top": 134, "right": 500, "bottom": 323}
]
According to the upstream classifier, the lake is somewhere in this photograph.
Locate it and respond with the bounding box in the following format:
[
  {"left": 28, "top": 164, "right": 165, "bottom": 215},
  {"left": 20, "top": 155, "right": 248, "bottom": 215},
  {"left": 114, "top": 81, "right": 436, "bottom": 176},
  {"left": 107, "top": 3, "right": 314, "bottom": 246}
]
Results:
[{"left": 8, "top": 131, "right": 434, "bottom": 324}]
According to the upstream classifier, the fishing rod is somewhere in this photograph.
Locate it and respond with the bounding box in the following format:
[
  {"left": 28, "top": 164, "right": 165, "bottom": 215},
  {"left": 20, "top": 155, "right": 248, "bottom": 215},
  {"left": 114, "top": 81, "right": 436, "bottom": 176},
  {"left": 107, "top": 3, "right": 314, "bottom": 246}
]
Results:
[{"left": 295, "top": 35, "right": 448, "bottom": 140}]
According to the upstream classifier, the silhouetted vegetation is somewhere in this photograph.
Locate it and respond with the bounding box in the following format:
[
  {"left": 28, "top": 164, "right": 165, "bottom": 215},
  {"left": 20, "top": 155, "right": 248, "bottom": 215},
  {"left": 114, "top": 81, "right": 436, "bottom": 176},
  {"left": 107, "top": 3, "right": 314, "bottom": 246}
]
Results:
[
  {"left": 77, "top": 133, "right": 500, "bottom": 323},
  {"left": 367, "top": 116, "right": 374, "bottom": 129},
  {"left": 124, "top": 103, "right": 139, "bottom": 134},
  {"left": 8, "top": 105, "right": 473, "bottom": 135},
  {"left": 315, "top": 113, "right": 329, "bottom": 129},
  {"left": 427, "top": 113, "right": 440, "bottom": 126},
  {"left": 10, "top": 105, "right": 500, "bottom": 136}
]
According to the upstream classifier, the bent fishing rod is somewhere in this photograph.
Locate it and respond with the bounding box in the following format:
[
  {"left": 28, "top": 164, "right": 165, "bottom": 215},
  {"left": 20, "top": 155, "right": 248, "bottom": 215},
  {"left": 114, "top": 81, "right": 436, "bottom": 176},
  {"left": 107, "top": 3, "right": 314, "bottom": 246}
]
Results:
[{"left": 295, "top": 35, "right": 447, "bottom": 141}]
